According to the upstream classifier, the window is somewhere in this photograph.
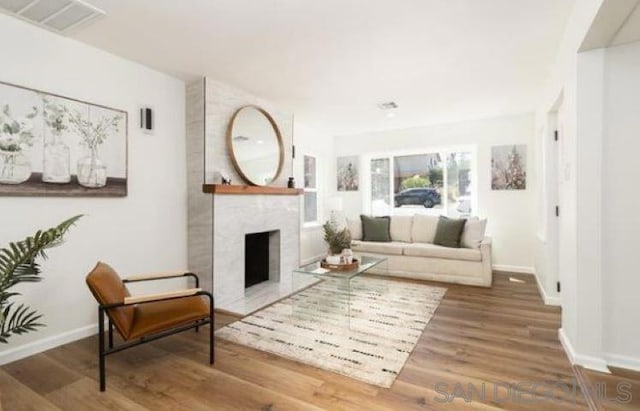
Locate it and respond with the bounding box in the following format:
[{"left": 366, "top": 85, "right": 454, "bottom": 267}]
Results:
[
  {"left": 370, "top": 158, "right": 391, "bottom": 216},
  {"left": 368, "top": 149, "right": 475, "bottom": 217},
  {"left": 445, "top": 152, "right": 473, "bottom": 216},
  {"left": 303, "top": 155, "right": 319, "bottom": 224}
]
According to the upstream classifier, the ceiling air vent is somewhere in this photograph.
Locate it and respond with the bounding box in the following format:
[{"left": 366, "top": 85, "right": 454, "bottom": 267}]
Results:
[
  {"left": 378, "top": 101, "right": 398, "bottom": 110},
  {"left": 0, "top": 0, "right": 105, "bottom": 34}
]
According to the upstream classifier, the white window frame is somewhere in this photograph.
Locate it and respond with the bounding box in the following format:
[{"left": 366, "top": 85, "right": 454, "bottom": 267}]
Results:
[
  {"left": 303, "top": 153, "right": 321, "bottom": 227},
  {"left": 363, "top": 145, "right": 478, "bottom": 217}
]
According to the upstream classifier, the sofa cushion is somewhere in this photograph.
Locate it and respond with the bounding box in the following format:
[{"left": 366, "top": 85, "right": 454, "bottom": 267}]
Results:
[
  {"left": 360, "top": 215, "right": 391, "bottom": 242},
  {"left": 461, "top": 217, "right": 487, "bottom": 249},
  {"left": 351, "top": 240, "right": 404, "bottom": 255},
  {"left": 346, "top": 218, "right": 363, "bottom": 240},
  {"left": 390, "top": 216, "right": 413, "bottom": 242},
  {"left": 411, "top": 214, "right": 439, "bottom": 243},
  {"left": 433, "top": 216, "right": 466, "bottom": 248},
  {"left": 403, "top": 242, "right": 482, "bottom": 262}
]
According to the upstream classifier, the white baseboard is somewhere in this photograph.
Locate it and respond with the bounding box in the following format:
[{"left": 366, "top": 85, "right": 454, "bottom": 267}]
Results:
[
  {"left": 533, "top": 271, "right": 561, "bottom": 306},
  {"left": 492, "top": 264, "right": 535, "bottom": 274},
  {"left": 576, "top": 354, "right": 611, "bottom": 374},
  {"left": 558, "top": 328, "right": 610, "bottom": 373},
  {"left": 0, "top": 323, "right": 98, "bottom": 366},
  {"left": 558, "top": 328, "right": 576, "bottom": 363},
  {"left": 605, "top": 353, "right": 640, "bottom": 372}
]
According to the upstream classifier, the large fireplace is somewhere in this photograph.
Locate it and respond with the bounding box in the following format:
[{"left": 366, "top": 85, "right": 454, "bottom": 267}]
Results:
[
  {"left": 209, "top": 190, "right": 301, "bottom": 313},
  {"left": 245, "top": 230, "right": 280, "bottom": 288}
]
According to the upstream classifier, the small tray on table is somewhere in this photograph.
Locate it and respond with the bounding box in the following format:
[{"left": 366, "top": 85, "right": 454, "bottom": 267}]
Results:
[{"left": 320, "top": 258, "right": 360, "bottom": 271}]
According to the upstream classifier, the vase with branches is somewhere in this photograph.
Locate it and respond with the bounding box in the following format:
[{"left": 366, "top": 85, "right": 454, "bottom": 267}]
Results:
[
  {"left": 0, "top": 104, "right": 38, "bottom": 184},
  {"left": 323, "top": 220, "right": 352, "bottom": 256},
  {"left": 68, "top": 110, "right": 121, "bottom": 188},
  {"left": 0, "top": 215, "right": 81, "bottom": 343},
  {"left": 42, "top": 96, "right": 71, "bottom": 183}
]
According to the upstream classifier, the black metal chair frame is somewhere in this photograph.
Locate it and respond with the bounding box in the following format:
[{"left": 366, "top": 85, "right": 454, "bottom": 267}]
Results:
[{"left": 97, "top": 272, "right": 214, "bottom": 391}]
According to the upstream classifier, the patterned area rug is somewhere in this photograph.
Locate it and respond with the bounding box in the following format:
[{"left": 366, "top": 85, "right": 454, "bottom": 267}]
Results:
[{"left": 215, "top": 277, "right": 446, "bottom": 387}]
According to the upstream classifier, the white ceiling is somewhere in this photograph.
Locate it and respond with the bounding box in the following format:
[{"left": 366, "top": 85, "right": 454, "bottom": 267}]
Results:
[{"left": 70, "top": 0, "right": 575, "bottom": 136}]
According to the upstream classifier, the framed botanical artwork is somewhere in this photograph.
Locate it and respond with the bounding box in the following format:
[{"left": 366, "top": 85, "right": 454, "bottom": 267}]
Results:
[
  {"left": 337, "top": 155, "right": 359, "bottom": 191},
  {"left": 491, "top": 144, "right": 526, "bottom": 190},
  {"left": 0, "top": 80, "right": 127, "bottom": 197}
]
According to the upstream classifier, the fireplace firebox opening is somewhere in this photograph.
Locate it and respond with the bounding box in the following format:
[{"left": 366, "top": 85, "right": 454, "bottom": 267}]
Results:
[{"left": 244, "top": 230, "right": 280, "bottom": 289}]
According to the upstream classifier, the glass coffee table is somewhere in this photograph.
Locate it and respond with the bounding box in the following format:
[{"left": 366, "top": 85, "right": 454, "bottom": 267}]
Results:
[{"left": 290, "top": 255, "right": 388, "bottom": 330}]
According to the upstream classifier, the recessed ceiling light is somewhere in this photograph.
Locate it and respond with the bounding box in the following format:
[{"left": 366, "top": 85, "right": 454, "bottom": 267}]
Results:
[
  {"left": 386, "top": 112, "right": 396, "bottom": 118},
  {"left": 256, "top": 140, "right": 264, "bottom": 144}
]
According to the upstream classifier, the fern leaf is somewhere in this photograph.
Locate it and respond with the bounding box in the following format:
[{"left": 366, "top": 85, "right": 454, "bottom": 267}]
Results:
[
  {"left": 0, "top": 215, "right": 80, "bottom": 343},
  {"left": 0, "top": 304, "right": 44, "bottom": 342},
  {"left": 0, "top": 216, "right": 81, "bottom": 285}
]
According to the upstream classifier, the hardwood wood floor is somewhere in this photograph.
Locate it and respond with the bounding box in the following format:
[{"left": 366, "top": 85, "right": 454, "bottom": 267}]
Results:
[
  {"left": 0, "top": 272, "right": 620, "bottom": 410},
  {"left": 576, "top": 365, "right": 640, "bottom": 411}
]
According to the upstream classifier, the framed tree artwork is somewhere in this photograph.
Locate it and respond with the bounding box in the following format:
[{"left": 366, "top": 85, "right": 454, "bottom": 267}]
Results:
[
  {"left": 0, "top": 80, "right": 127, "bottom": 197},
  {"left": 491, "top": 144, "right": 526, "bottom": 190},
  {"left": 337, "top": 155, "right": 359, "bottom": 191}
]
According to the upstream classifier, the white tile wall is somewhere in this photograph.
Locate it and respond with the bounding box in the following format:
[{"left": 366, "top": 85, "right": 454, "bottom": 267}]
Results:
[{"left": 213, "top": 194, "right": 300, "bottom": 307}]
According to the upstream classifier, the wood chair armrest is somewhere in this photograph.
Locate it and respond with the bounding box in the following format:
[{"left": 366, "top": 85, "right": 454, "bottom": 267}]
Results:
[
  {"left": 123, "top": 288, "right": 202, "bottom": 305},
  {"left": 123, "top": 272, "right": 200, "bottom": 288},
  {"left": 123, "top": 271, "right": 194, "bottom": 282}
]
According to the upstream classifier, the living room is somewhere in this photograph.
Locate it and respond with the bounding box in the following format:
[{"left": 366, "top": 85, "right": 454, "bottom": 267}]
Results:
[{"left": 0, "top": 1, "right": 639, "bottom": 410}]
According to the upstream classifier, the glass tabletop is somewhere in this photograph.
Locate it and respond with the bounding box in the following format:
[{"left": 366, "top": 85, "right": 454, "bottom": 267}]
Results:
[{"left": 293, "top": 255, "right": 388, "bottom": 280}]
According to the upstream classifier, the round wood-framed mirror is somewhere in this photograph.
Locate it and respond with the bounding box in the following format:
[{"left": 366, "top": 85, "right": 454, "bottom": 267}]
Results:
[{"left": 226, "top": 105, "right": 284, "bottom": 186}]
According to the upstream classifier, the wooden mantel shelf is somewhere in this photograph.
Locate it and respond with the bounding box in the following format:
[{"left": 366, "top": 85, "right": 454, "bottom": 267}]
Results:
[{"left": 202, "top": 184, "right": 303, "bottom": 195}]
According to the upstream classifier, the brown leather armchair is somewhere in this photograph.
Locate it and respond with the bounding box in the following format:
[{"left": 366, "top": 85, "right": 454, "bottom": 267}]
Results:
[{"left": 86, "top": 262, "right": 214, "bottom": 391}]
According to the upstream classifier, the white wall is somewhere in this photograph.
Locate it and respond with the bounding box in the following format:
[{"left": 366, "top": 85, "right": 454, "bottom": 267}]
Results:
[
  {"left": 293, "top": 122, "right": 334, "bottom": 264},
  {"left": 575, "top": 48, "right": 607, "bottom": 367},
  {"left": 602, "top": 40, "right": 640, "bottom": 369},
  {"left": 534, "top": 0, "right": 611, "bottom": 372},
  {"left": 0, "top": 16, "right": 188, "bottom": 364},
  {"left": 332, "top": 113, "right": 537, "bottom": 270},
  {"left": 536, "top": 0, "right": 640, "bottom": 373}
]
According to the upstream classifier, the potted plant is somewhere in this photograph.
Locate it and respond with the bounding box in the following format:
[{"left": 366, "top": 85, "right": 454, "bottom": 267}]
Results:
[
  {"left": 69, "top": 110, "right": 122, "bottom": 188},
  {"left": 323, "top": 220, "right": 352, "bottom": 263},
  {"left": 42, "top": 96, "right": 71, "bottom": 183},
  {"left": 0, "top": 104, "right": 38, "bottom": 185},
  {"left": 0, "top": 215, "right": 80, "bottom": 343}
]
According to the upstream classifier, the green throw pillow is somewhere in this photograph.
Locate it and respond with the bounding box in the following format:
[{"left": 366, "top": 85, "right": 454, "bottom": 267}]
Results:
[
  {"left": 433, "top": 216, "right": 467, "bottom": 248},
  {"left": 360, "top": 215, "right": 391, "bottom": 242}
]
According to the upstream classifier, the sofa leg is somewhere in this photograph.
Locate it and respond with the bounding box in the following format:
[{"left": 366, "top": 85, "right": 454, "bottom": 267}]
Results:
[{"left": 98, "top": 308, "right": 106, "bottom": 392}]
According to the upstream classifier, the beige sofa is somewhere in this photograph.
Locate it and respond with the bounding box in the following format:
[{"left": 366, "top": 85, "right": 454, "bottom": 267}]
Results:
[{"left": 347, "top": 215, "right": 492, "bottom": 287}]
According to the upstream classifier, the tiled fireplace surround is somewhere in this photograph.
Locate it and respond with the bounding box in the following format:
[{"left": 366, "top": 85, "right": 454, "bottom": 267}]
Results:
[
  {"left": 212, "top": 193, "right": 303, "bottom": 313},
  {"left": 186, "top": 78, "right": 311, "bottom": 315}
]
